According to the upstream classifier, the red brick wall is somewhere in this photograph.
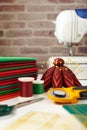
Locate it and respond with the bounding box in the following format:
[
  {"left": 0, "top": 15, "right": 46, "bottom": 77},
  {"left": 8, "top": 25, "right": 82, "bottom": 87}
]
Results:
[{"left": 0, "top": 0, "right": 87, "bottom": 72}]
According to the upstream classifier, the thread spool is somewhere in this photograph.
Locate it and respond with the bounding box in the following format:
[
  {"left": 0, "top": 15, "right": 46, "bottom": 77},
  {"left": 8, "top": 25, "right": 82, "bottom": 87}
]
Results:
[
  {"left": 18, "top": 77, "right": 34, "bottom": 97},
  {"left": 33, "top": 80, "right": 44, "bottom": 94}
]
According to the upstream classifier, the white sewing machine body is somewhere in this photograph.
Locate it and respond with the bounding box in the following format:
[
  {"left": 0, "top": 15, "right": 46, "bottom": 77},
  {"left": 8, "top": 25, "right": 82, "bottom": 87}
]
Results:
[{"left": 54, "top": 9, "right": 87, "bottom": 44}]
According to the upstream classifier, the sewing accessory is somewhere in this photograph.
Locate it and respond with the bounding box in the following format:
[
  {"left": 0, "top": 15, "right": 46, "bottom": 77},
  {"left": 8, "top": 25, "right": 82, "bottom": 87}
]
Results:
[
  {"left": 47, "top": 86, "right": 87, "bottom": 104},
  {"left": 41, "top": 58, "right": 81, "bottom": 91},
  {"left": 63, "top": 104, "right": 87, "bottom": 127},
  {"left": 33, "top": 80, "right": 44, "bottom": 94},
  {"left": 63, "top": 104, "right": 87, "bottom": 115},
  {"left": 41, "top": 66, "right": 55, "bottom": 91},
  {"left": 18, "top": 77, "right": 34, "bottom": 97},
  {"left": 0, "top": 97, "right": 44, "bottom": 117},
  {"left": 53, "top": 90, "right": 66, "bottom": 97}
]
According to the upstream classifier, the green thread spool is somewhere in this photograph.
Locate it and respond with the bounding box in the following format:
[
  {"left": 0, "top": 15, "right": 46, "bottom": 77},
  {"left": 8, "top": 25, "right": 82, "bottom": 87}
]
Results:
[{"left": 33, "top": 80, "right": 44, "bottom": 94}]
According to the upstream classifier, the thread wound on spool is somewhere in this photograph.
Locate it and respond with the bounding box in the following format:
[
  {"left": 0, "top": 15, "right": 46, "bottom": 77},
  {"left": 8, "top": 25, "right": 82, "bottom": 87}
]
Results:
[{"left": 33, "top": 80, "right": 44, "bottom": 94}]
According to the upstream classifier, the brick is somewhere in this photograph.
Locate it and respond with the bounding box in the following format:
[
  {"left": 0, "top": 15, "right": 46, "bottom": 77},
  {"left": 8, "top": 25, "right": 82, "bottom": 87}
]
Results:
[
  {"left": 75, "top": 5, "right": 87, "bottom": 9},
  {"left": 84, "top": 33, "right": 87, "bottom": 37},
  {"left": 56, "top": 5, "right": 77, "bottom": 11},
  {"left": 0, "top": 39, "right": 11, "bottom": 45},
  {"left": 12, "top": 39, "right": 27, "bottom": 45},
  {"left": 20, "top": 47, "right": 48, "bottom": 54},
  {"left": 17, "top": 14, "right": 46, "bottom": 21},
  {"left": 6, "top": 30, "right": 32, "bottom": 37},
  {"left": 15, "top": 0, "right": 49, "bottom": 4},
  {"left": 48, "top": 0, "right": 74, "bottom": 3},
  {"left": 0, "top": 22, "right": 25, "bottom": 29},
  {"left": 0, "top": 31, "right": 4, "bottom": 37},
  {"left": 27, "top": 21, "right": 54, "bottom": 29},
  {"left": 0, "top": 0, "right": 14, "bottom": 3},
  {"left": 76, "top": 0, "right": 87, "bottom": 2},
  {"left": 26, "top": 38, "right": 57, "bottom": 46},
  {"left": 27, "top": 5, "right": 55, "bottom": 12},
  {"left": 47, "top": 13, "right": 58, "bottom": 20},
  {"left": 0, "top": 14, "right": 16, "bottom": 21},
  {"left": 78, "top": 47, "right": 87, "bottom": 53},
  {"left": 82, "top": 37, "right": 87, "bottom": 45},
  {"left": 34, "top": 30, "right": 54, "bottom": 37},
  {"left": 50, "top": 47, "right": 68, "bottom": 54},
  {"left": 0, "top": 47, "right": 20, "bottom": 56},
  {"left": 58, "top": 5, "right": 87, "bottom": 10},
  {"left": 84, "top": 41, "right": 87, "bottom": 45},
  {"left": 36, "top": 55, "right": 51, "bottom": 62},
  {"left": 0, "top": 5, "right": 24, "bottom": 12}
]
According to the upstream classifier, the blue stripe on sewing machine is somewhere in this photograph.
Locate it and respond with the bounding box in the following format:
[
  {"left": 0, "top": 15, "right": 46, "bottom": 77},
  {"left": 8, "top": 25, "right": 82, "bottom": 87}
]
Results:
[{"left": 75, "top": 9, "right": 87, "bottom": 19}]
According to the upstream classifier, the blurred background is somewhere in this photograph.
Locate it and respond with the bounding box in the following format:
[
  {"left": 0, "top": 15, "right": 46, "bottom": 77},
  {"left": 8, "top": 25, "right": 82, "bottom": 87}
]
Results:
[{"left": 0, "top": 0, "right": 87, "bottom": 73}]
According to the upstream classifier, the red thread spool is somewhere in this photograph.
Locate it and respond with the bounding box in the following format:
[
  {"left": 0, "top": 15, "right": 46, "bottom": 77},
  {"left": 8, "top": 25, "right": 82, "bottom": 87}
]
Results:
[{"left": 18, "top": 77, "right": 34, "bottom": 97}]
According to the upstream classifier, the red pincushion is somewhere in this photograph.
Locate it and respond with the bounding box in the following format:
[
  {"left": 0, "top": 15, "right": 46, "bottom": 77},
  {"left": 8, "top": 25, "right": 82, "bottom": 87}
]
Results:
[{"left": 41, "top": 58, "right": 82, "bottom": 91}]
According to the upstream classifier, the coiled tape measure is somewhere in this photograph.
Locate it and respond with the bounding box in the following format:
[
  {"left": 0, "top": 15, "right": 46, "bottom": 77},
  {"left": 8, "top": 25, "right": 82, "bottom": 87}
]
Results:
[{"left": 47, "top": 86, "right": 87, "bottom": 104}]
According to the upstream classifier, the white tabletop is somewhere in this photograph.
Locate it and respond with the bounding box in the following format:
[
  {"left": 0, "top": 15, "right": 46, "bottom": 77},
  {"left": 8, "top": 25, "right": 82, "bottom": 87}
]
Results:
[
  {"left": 0, "top": 75, "right": 87, "bottom": 130},
  {"left": 0, "top": 93, "right": 87, "bottom": 130}
]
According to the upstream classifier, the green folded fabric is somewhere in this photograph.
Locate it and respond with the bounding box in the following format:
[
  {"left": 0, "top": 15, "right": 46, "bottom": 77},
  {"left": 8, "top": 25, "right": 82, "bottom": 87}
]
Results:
[
  {"left": 63, "top": 104, "right": 87, "bottom": 115},
  {"left": 0, "top": 88, "right": 20, "bottom": 95},
  {"left": 63, "top": 104, "right": 87, "bottom": 127},
  {"left": 0, "top": 83, "right": 19, "bottom": 89},
  {"left": 0, "top": 57, "right": 36, "bottom": 62}
]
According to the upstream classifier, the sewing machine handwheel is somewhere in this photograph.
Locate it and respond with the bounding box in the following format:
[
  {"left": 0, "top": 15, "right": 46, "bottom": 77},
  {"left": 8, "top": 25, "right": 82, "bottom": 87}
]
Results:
[{"left": 53, "top": 90, "right": 66, "bottom": 98}]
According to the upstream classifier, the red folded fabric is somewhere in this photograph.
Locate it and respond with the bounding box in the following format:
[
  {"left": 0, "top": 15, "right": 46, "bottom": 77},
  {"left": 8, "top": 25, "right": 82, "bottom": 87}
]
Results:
[
  {"left": 0, "top": 72, "right": 37, "bottom": 81},
  {"left": 0, "top": 67, "right": 37, "bottom": 77},
  {"left": 0, "top": 79, "right": 18, "bottom": 86},
  {"left": 0, "top": 78, "right": 17, "bottom": 83},
  {"left": 0, "top": 92, "right": 19, "bottom": 101},
  {"left": 0, "top": 61, "right": 36, "bottom": 66},
  {"left": 0, "top": 62, "right": 36, "bottom": 68}
]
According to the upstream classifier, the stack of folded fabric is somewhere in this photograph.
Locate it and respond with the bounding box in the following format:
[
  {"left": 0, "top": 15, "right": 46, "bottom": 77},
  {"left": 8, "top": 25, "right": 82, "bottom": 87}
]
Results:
[{"left": 0, "top": 57, "right": 38, "bottom": 101}]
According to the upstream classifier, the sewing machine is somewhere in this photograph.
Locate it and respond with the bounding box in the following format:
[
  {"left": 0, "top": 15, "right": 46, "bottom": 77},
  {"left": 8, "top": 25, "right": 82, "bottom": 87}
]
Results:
[{"left": 54, "top": 9, "right": 87, "bottom": 56}]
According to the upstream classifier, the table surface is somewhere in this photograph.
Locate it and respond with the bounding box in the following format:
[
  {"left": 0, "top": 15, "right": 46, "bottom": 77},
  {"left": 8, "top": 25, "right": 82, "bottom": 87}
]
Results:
[
  {"left": 0, "top": 75, "right": 87, "bottom": 130},
  {"left": 0, "top": 93, "right": 87, "bottom": 130}
]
